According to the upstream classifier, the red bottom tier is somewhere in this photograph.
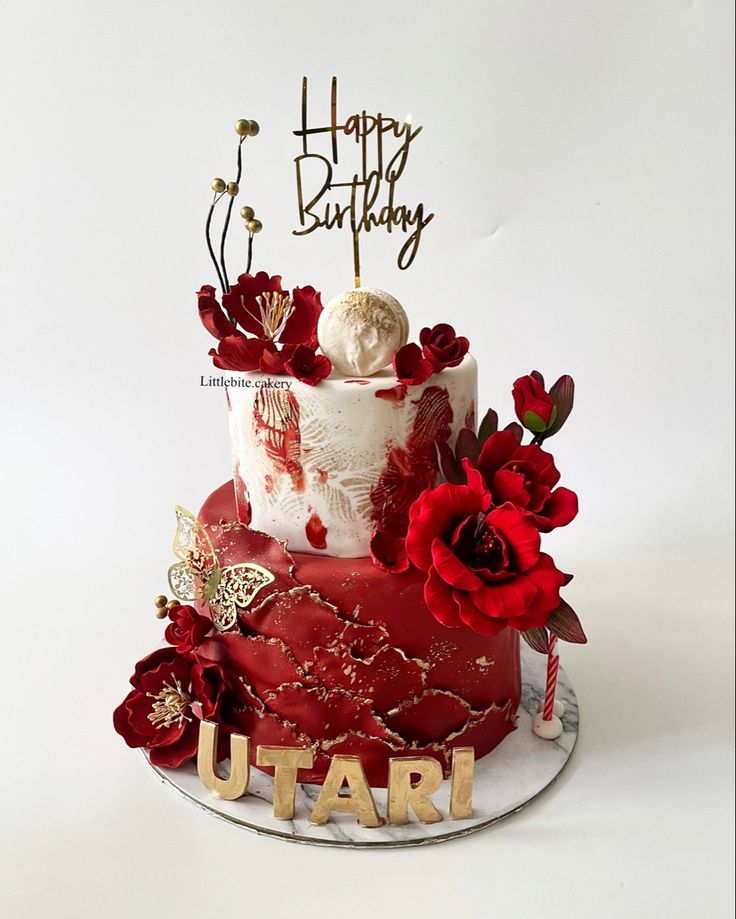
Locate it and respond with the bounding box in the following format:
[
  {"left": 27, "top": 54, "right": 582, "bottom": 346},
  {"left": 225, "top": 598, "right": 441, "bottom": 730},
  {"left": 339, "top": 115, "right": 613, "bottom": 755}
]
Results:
[{"left": 196, "top": 481, "right": 521, "bottom": 787}]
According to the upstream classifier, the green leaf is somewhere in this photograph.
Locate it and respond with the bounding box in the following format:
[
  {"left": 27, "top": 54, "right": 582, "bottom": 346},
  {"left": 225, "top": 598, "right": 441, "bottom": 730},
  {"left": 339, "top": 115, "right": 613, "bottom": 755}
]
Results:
[
  {"left": 521, "top": 627, "right": 549, "bottom": 654},
  {"left": 455, "top": 427, "right": 480, "bottom": 464},
  {"left": 547, "top": 599, "right": 587, "bottom": 644},
  {"left": 478, "top": 408, "right": 499, "bottom": 446},
  {"left": 523, "top": 410, "right": 547, "bottom": 433},
  {"left": 544, "top": 374, "right": 575, "bottom": 438}
]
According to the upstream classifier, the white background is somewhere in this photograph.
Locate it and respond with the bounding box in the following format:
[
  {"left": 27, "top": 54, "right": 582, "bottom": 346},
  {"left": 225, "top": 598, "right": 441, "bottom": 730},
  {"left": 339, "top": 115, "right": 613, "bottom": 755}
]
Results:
[{"left": 1, "top": 1, "right": 733, "bottom": 917}]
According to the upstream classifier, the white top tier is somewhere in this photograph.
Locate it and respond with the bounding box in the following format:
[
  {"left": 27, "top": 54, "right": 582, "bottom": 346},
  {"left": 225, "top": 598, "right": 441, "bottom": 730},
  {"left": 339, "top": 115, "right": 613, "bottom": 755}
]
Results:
[{"left": 226, "top": 355, "right": 477, "bottom": 558}]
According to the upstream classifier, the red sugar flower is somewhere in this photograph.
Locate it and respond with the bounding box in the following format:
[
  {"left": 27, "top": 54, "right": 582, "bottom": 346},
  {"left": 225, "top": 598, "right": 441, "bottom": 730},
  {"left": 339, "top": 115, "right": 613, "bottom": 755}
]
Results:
[
  {"left": 405, "top": 464, "right": 567, "bottom": 636},
  {"left": 164, "top": 604, "right": 213, "bottom": 654},
  {"left": 393, "top": 342, "right": 434, "bottom": 385},
  {"left": 284, "top": 344, "right": 332, "bottom": 386},
  {"left": 420, "top": 324, "right": 469, "bottom": 371},
  {"left": 475, "top": 429, "right": 578, "bottom": 532},
  {"left": 113, "top": 648, "right": 226, "bottom": 768}
]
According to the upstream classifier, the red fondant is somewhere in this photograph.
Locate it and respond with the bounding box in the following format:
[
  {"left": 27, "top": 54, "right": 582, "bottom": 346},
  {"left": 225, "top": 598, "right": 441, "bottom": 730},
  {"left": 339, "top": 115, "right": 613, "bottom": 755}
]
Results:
[
  {"left": 375, "top": 384, "right": 408, "bottom": 404},
  {"left": 197, "top": 481, "right": 521, "bottom": 786}
]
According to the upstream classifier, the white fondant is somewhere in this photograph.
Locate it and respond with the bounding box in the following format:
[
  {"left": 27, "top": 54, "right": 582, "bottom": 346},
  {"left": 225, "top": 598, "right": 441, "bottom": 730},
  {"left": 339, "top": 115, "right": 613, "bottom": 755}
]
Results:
[
  {"left": 532, "top": 712, "right": 564, "bottom": 740},
  {"left": 227, "top": 355, "right": 477, "bottom": 557},
  {"left": 553, "top": 699, "right": 566, "bottom": 717},
  {"left": 317, "top": 288, "right": 409, "bottom": 376}
]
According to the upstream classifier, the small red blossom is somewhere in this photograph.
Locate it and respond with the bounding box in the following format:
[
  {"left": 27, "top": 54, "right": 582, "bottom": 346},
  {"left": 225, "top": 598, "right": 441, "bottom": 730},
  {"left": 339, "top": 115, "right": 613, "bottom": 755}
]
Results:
[
  {"left": 112, "top": 648, "right": 227, "bottom": 768},
  {"left": 393, "top": 342, "right": 434, "bottom": 385},
  {"left": 164, "top": 604, "right": 213, "bottom": 653},
  {"left": 420, "top": 324, "right": 469, "bottom": 371},
  {"left": 284, "top": 344, "right": 332, "bottom": 386},
  {"left": 475, "top": 429, "right": 578, "bottom": 532},
  {"left": 405, "top": 464, "right": 567, "bottom": 635}
]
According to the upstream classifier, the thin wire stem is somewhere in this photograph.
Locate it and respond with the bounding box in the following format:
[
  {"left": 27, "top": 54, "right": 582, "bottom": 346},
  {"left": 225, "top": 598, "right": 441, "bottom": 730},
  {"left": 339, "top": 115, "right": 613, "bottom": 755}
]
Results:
[
  {"left": 246, "top": 233, "right": 254, "bottom": 274},
  {"left": 219, "top": 138, "right": 244, "bottom": 292},
  {"left": 205, "top": 193, "right": 227, "bottom": 297}
]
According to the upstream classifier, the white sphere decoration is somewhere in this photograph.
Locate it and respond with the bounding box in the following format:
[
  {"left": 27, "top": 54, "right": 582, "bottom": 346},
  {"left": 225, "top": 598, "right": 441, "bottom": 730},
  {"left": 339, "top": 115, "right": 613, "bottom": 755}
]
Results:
[
  {"left": 532, "top": 712, "right": 563, "bottom": 740},
  {"left": 553, "top": 699, "right": 566, "bottom": 717},
  {"left": 318, "top": 288, "right": 409, "bottom": 377}
]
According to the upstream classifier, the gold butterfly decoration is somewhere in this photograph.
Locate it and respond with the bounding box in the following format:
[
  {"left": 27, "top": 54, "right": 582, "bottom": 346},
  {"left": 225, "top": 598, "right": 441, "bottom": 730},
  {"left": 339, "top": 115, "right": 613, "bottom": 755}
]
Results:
[{"left": 167, "top": 506, "right": 275, "bottom": 632}]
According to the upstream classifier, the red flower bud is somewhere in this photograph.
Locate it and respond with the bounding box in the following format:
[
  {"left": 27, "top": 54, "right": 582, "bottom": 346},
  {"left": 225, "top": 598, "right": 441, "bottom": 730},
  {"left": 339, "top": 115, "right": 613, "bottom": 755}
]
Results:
[{"left": 512, "top": 374, "right": 557, "bottom": 433}]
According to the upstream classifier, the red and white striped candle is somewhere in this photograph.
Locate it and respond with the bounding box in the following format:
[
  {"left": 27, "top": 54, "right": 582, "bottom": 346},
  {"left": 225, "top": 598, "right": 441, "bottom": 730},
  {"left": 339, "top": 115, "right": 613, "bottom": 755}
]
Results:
[{"left": 542, "top": 632, "right": 560, "bottom": 721}]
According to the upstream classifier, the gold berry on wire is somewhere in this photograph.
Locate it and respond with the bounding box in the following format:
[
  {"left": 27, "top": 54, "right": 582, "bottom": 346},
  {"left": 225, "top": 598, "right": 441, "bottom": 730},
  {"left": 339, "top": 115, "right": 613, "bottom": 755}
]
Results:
[
  {"left": 166, "top": 599, "right": 179, "bottom": 610},
  {"left": 246, "top": 218, "right": 263, "bottom": 234},
  {"left": 234, "top": 118, "right": 250, "bottom": 137},
  {"left": 247, "top": 120, "right": 260, "bottom": 137},
  {"left": 211, "top": 177, "right": 226, "bottom": 193},
  {"left": 226, "top": 182, "right": 239, "bottom": 196},
  {"left": 154, "top": 595, "right": 168, "bottom": 609},
  {"left": 240, "top": 205, "right": 255, "bottom": 221}
]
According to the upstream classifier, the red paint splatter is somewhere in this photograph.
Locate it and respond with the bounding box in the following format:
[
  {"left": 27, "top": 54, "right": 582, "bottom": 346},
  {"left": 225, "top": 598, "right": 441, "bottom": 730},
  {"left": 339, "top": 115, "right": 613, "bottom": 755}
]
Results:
[
  {"left": 344, "top": 379, "right": 370, "bottom": 385},
  {"left": 264, "top": 473, "right": 275, "bottom": 495},
  {"left": 305, "top": 511, "right": 328, "bottom": 550},
  {"left": 316, "top": 468, "right": 329, "bottom": 485},
  {"left": 375, "top": 384, "right": 408, "bottom": 404},
  {"left": 370, "top": 386, "right": 453, "bottom": 536},
  {"left": 252, "top": 389, "right": 305, "bottom": 492},
  {"left": 465, "top": 402, "right": 476, "bottom": 431},
  {"left": 232, "top": 460, "right": 252, "bottom": 525}
]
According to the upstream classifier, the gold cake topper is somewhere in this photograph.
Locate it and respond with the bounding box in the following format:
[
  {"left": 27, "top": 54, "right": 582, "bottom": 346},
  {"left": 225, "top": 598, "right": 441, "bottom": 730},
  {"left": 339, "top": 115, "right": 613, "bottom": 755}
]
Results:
[
  {"left": 167, "top": 506, "right": 274, "bottom": 632},
  {"left": 293, "top": 76, "right": 435, "bottom": 287}
]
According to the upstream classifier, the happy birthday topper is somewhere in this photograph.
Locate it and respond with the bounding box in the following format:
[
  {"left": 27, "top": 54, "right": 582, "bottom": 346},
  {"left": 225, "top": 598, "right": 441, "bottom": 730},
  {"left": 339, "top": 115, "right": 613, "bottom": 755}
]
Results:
[{"left": 293, "top": 77, "right": 435, "bottom": 287}]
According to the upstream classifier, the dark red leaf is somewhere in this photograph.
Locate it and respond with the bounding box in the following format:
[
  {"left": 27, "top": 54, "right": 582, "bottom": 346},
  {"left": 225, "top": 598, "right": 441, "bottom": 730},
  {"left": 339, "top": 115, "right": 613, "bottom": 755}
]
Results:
[
  {"left": 504, "top": 422, "right": 524, "bottom": 443},
  {"left": 437, "top": 441, "right": 465, "bottom": 485},
  {"left": 477, "top": 408, "right": 499, "bottom": 446},
  {"left": 530, "top": 370, "right": 546, "bottom": 389},
  {"left": 548, "top": 599, "right": 587, "bottom": 644},
  {"left": 455, "top": 428, "right": 480, "bottom": 464},
  {"left": 521, "top": 627, "right": 549, "bottom": 654},
  {"left": 545, "top": 375, "right": 575, "bottom": 437}
]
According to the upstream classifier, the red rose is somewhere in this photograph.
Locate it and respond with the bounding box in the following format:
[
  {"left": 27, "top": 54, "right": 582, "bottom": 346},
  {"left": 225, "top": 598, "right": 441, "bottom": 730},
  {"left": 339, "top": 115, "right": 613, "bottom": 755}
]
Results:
[
  {"left": 405, "top": 464, "right": 567, "bottom": 635},
  {"left": 113, "top": 648, "right": 226, "bottom": 768},
  {"left": 198, "top": 274, "right": 324, "bottom": 376},
  {"left": 165, "top": 604, "right": 213, "bottom": 653},
  {"left": 419, "top": 324, "right": 469, "bottom": 371},
  {"left": 475, "top": 430, "right": 578, "bottom": 532},
  {"left": 393, "top": 342, "right": 434, "bottom": 385},
  {"left": 512, "top": 373, "right": 557, "bottom": 433},
  {"left": 283, "top": 344, "right": 332, "bottom": 386}
]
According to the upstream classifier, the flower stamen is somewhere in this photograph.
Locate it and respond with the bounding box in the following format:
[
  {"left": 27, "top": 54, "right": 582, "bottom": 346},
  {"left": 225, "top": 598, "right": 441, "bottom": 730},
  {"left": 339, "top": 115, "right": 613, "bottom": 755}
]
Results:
[{"left": 147, "top": 676, "right": 193, "bottom": 730}]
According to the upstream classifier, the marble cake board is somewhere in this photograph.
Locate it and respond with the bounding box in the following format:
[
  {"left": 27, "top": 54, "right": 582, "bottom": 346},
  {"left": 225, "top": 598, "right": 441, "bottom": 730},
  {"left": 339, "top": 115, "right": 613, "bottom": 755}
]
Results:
[{"left": 143, "top": 643, "right": 578, "bottom": 848}]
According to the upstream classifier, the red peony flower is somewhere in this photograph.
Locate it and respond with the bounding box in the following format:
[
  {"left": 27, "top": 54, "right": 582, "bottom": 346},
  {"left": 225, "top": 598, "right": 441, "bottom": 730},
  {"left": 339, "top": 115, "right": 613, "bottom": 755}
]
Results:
[
  {"left": 419, "top": 324, "right": 470, "bottom": 371},
  {"left": 370, "top": 529, "right": 410, "bottom": 573},
  {"left": 113, "top": 648, "right": 226, "bottom": 768},
  {"left": 405, "top": 464, "right": 567, "bottom": 635},
  {"left": 512, "top": 373, "right": 557, "bottom": 433},
  {"left": 393, "top": 342, "right": 434, "bottom": 385},
  {"left": 283, "top": 344, "right": 332, "bottom": 386},
  {"left": 475, "top": 429, "right": 578, "bottom": 532},
  {"left": 199, "top": 274, "right": 327, "bottom": 377},
  {"left": 165, "top": 604, "right": 213, "bottom": 654}
]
